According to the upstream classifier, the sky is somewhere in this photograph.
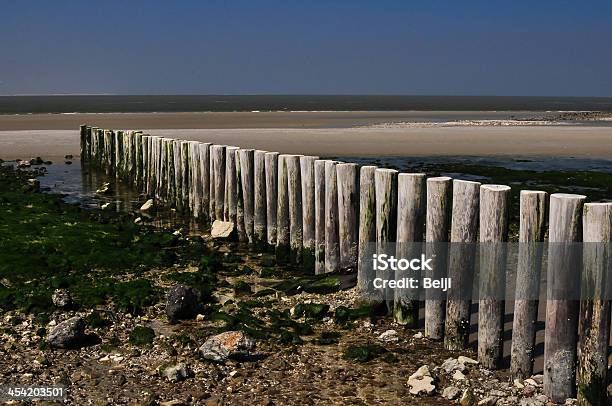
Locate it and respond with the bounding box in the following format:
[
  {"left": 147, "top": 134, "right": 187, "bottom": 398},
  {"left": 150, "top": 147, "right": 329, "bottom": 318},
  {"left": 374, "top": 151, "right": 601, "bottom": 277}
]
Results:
[{"left": 1, "top": 0, "right": 611, "bottom": 96}]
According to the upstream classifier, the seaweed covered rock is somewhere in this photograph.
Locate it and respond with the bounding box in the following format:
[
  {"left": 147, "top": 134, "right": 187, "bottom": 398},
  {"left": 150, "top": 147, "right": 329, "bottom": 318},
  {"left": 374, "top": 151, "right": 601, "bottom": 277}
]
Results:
[
  {"left": 199, "top": 331, "right": 255, "bottom": 362},
  {"left": 47, "top": 316, "right": 86, "bottom": 349},
  {"left": 165, "top": 285, "right": 201, "bottom": 323}
]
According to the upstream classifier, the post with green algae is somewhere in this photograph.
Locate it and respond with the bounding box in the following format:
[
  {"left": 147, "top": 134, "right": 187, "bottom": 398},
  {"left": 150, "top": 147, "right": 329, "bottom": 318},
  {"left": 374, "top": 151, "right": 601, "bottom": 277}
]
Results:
[
  {"left": 265, "top": 152, "right": 279, "bottom": 246},
  {"left": 444, "top": 179, "right": 480, "bottom": 351},
  {"left": 324, "top": 160, "right": 340, "bottom": 273},
  {"left": 238, "top": 149, "right": 255, "bottom": 243},
  {"left": 357, "top": 166, "right": 377, "bottom": 299},
  {"left": 210, "top": 145, "right": 226, "bottom": 221},
  {"left": 478, "top": 184, "right": 511, "bottom": 369},
  {"left": 337, "top": 163, "right": 360, "bottom": 272},
  {"left": 254, "top": 150, "right": 268, "bottom": 245},
  {"left": 543, "top": 193, "right": 586, "bottom": 404},
  {"left": 276, "top": 154, "right": 290, "bottom": 263},
  {"left": 394, "top": 173, "right": 426, "bottom": 327},
  {"left": 314, "top": 159, "right": 329, "bottom": 274},
  {"left": 187, "top": 141, "right": 202, "bottom": 217},
  {"left": 375, "top": 168, "right": 398, "bottom": 312},
  {"left": 286, "top": 155, "right": 303, "bottom": 263},
  {"left": 198, "top": 142, "right": 211, "bottom": 223},
  {"left": 224, "top": 146, "right": 239, "bottom": 226},
  {"left": 300, "top": 155, "right": 318, "bottom": 270}
]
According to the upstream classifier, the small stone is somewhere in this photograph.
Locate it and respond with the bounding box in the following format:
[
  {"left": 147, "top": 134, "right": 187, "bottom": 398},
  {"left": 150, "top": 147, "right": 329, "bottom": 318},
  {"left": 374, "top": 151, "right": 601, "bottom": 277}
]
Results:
[
  {"left": 166, "top": 285, "right": 201, "bottom": 323},
  {"left": 458, "top": 355, "right": 479, "bottom": 365},
  {"left": 96, "top": 182, "right": 112, "bottom": 195},
  {"left": 378, "top": 329, "right": 398, "bottom": 342},
  {"left": 530, "top": 374, "right": 544, "bottom": 385},
  {"left": 47, "top": 317, "right": 86, "bottom": 349},
  {"left": 52, "top": 288, "right": 72, "bottom": 308},
  {"left": 27, "top": 178, "right": 40, "bottom": 192},
  {"left": 140, "top": 199, "right": 154, "bottom": 212},
  {"left": 196, "top": 314, "right": 205, "bottom": 322},
  {"left": 413, "top": 332, "right": 424, "bottom": 339},
  {"left": 161, "top": 363, "right": 192, "bottom": 382},
  {"left": 478, "top": 397, "right": 497, "bottom": 406},
  {"left": 452, "top": 370, "right": 466, "bottom": 380},
  {"left": 459, "top": 389, "right": 477, "bottom": 406},
  {"left": 199, "top": 331, "right": 255, "bottom": 362},
  {"left": 101, "top": 202, "right": 113, "bottom": 210},
  {"left": 211, "top": 220, "right": 235, "bottom": 239},
  {"left": 442, "top": 386, "right": 461, "bottom": 400},
  {"left": 514, "top": 379, "right": 525, "bottom": 389},
  {"left": 522, "top": 385, "right": 536, "bottom": 397},
  {"left": 409, "top": 365, "right": 431, "bottom": 380},
  {"left": 134, "top": 217, "right": 143, "bottom": 224},
  {"left": 407, "top": 376, "right": 435, "bottom": 396},
  {"left": 524, "top": 378, "right": 538, "bottom": 387},
  {"left": 18, "top": 160, "right": 31, "bottom": 168},
  {"left": 441, "top": 358, "right": 467, "bottom": 374}
]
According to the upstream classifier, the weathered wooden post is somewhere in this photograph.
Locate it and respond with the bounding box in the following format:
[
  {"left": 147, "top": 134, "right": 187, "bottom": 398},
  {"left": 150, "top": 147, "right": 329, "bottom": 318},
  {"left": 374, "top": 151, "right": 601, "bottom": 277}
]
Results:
[
  {"left": 544, "top": 193, "right": 586, "bottom": 403},
  {"left": 445, "top": 180, "right": 480, "bottom": 350},
  {"left": 394, "top": 173, "right": 426, "bottom": 326},
  {"left": 276, "top": 155, "right": 290, "bottom": 262},
  {"left": 79, "top": 125, "right": 88, "bottom": 162},
  {"left": 375, "top": 168, "right": 398, "bottom": 308},
  {"left": 142, "top": 135, "right": 151, "bottom": 195},
  {"left": 180, "top": 141, "right": 190, "bottom": 210},
  {"left": 300, "top": 156, "right": 318, "bottom": 269},
  {"left": 325, "top": 161, "right": 340, "bottom": 273},
  {"left": 134, "top": 132, "right": 143, "bottom": 188},
  {"left": 211, "top": 145, "right": 226, "bottom": 221},
  {"left": 337, "top": 163, "right": 360, "bottom": 272},
  {"left": 314, "top": 160, "right": 328, "bottom": 274},
  {"left": 103, "top": 130, "right": 115, "bottom": 176},
  {"left": 478, "top": 184, "right": 511, "bottom": 369},
  {"left": 238, "top": 149, "right": 255, "bottom": 243},
  {"left": 510, "top": 190, "right": 547, "bottom": 378},
  {"left": 172, "top": 139, "right": 183, "bottom": 209},
  {"left": 577, "top": 203, "right": 612, "bottom": 406},
  {"left": 254, "top": 150, "right": 268, "bottom": 245},
  {"left": 424, "top": 177, "right": 452, "bottom": 340},
  {"left": 286, "top": 155, "right": 303, "bottom": 263},
  {"left": 164, "top": 138, "right": 176, "bottom": 206},
  {"left": 357, "top": 166, "right": 378, "bottom": 298},
  {"left": 114, "top": 130, "right": 124, "bottom": 179},
  {"left": 265, "top": 152, "right": 279, "bottom": 246},
  {"left": 224, "top": 146, "right": 239, "bottom": 226},
  {"left": 188, "top": 141, "right": 202, "bottom": 217},
  {"left": 198, "top": 143, "right": 211, "bottom": 223}
]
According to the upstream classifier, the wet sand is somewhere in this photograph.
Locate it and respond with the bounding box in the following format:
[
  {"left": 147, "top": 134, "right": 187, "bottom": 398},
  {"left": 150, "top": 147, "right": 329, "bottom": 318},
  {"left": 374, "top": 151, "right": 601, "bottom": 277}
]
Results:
[{"left": 1, "top": 126, "right": 612, "bottom": 160}]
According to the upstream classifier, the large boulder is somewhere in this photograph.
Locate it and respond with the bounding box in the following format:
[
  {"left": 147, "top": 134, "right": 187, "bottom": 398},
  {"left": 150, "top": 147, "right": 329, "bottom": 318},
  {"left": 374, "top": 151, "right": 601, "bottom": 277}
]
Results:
[
  {"left": 199, "top": 331, "right": 255, "bottom": 362},
  {"left": 165, "top": 285, "right": 201, "bottom": 323},
  {"left": 47, "top": 317, "right": 86, "bottom": 349}
]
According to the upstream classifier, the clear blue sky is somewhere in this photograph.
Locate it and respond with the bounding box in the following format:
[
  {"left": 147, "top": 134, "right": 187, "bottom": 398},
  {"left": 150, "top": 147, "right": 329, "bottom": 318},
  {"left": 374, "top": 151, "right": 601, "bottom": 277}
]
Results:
[{"left": 1, "top": 0, "right": 611, "bottom": 96}]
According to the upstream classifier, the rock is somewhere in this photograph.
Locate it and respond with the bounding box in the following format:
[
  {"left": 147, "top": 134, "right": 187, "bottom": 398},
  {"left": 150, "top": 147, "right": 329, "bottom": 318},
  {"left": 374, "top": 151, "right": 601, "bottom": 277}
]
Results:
[
  {"left": 27, "top": 178, "right": 40, "bottom": 192},
  {"left": 478, "top": 397, "right": 497, "bottom": 406},
  {"left": 442, "top": 386, "right": 461, "bottom": 400},
  {"left": 199, "top": 331, "right": 255, "bottom": 362},
  {"left": 65, "top": 161, "right": 72, "bottom": 165},
  {"left": 407, "top": 365, "right": 435, "bottom": 396},
  {"left": 378, "top": 329, "right": 398, "bottom": 342},
  {"left": 524, "top": 378, "right": 538, "bottom": 387},
  {"left": 134, "top": 217, "right": 143, "bottom": 224},
  {"left": 452, "top": 370, "right": 467, "bottom": 380},
  {"left": 413, "top": 332, "right": 423, "bottom": 339},
  {"left": 530, "top": 374, "right": 544, "bottom": 385},
  {"left": 161, "top": 363, "right": 192, "bottom": 382},
  {"left": 18, "top": 160, "right": 31, "bottom": 168},
  {"left": 96, "top": 182, "right": 112, "bottom": 195},
  {"left": 160, "top": 401, "right": 187, "bottom": 406},
  {"left": 522, "top": 385, "right": 536, "bottom": 397},
  {"left": 47, "top": 317, "right": 86, "bottom": 349},
  {"left": 31, "top": 157, "right": 44, "bottom": 165},
  {"left": 459, "top": 388, "right": 477, "bottom": 406},
  {"left": 196, "top": 314, "right": 205, "bottom": 322},
  {"left": 140, "top": 199, "right": 154, "bottom": 212},
  {"left": 101, "top": 202, "right": 113, "bottom": 211},
  {"left": 64, "top": 155, "right": 73, "bottom": 159},
  {"left": 514, "top": 379, "right": 525, "bottom": 388},
  {"left": 458, "top": 355, "right": 479, "bottom": 365},
  {"left": 518, "top": 397, "right": 546, "bottom": 406},
  {"left": 51, "top": 289, "right": 72, "bottom": 308},
  {"left": 166, "top": 285, "right": 201, "bottom": 323},
  {"left": 441, "top": 357, "right": 467, "bottom": 374},
  {"left": 211, "top": 220, "right": 235, "bottom": 239}
]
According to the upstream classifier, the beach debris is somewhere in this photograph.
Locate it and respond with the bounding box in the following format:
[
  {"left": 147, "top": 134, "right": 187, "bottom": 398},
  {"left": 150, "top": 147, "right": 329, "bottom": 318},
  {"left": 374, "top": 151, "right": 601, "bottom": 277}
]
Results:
[
  {"left": 378, "top": 329, "right": 399, "bottom": 342},
  {"left": 211, "top": 220, "right": 235, "bottom": 239},
  {"left": 47, "top": 317, "right": 86, "bottom": 349},
  {"left": 161, "top": 363, "right": 192, "bottom": 382},
  {"left": 442, "top": 385, "right": 461, "bottom": 400},
  {"left": 96, "top": 182, "right": 113, "bottom": 195},
  {"left": 407, "top": 365, "right": 435, "bottom": 395},
  {"left": 199, "top": 331, "right": 256, "bottom": 362},
  {"left": 165, "top": 285, "right": 201, "bottom": 323},
  {"left": 52, "top": 288, "right": 73, "bottom": 309},
  {"left": 140, "top": 199, "right": 154, "bottom": 212}
]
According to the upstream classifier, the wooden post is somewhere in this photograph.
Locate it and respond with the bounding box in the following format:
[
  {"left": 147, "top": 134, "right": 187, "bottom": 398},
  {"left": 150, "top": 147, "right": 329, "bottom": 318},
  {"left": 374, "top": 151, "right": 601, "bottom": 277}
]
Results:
[
  {"left": 510, "top": 190, "right": 547, "bottom": 379},
  {"left": 375, "top": 168, "right": 398, "bottom": 309},
  {"left": 357, "top": 166, "right": 378, "bottom": 297},
  {"left": 325, "top": 161, "right": 340, "bottom": 273},
  {"left": 180, "top": 141, "right": 190, "bottom": 210},
  {"left": 211, "top": 145, "right": 226, "bottom": 221},
  {"left": 238, "top": 149, "right": 255, "bottom": 243},
  {"left": 79, "top": 125, "right": 87, "bottom": 162},
  {"left": 286, "top": 155, "right": 303, "bottom": 263},
  {"left": 314, "top": 160, "right": 328, "bottom": 274},
  {"left": 198, "top": 143, "right": 211, "bottom": 223},
  {"left": 300, "top": 156, "right": 319, "bottom": 269},
  {"left": 134, "top": 132, "right": 143, "bottom": 188},
  {"left": 103, "top": 130, "right": 115, "bottom": 176},
  {"left": 577, "top": 203, "right": 612, "bottom": 406},
  {"left": 444, "top": 180, "right": 480, "bottom": 351},
  {"left": 337, "top": 163, "right": 360, "bottom": 272},
  {"left": 142, "top": 135, "right": 151, "bottom": 195},
  {"left": 276, "top": 155, "right": 290, "bottom": 262},
  {"left": 394, "top": 173, "right": 426, "bottom": 327},
  {"left": 424, "top": 177, "right": 452, "bottom": 340},
  {"left": 224, "top": 146, "right": 239, "bottom": 225},
  {"left": 114, "top": 130, "right": 124, "bottom": 179},
  {"left": 188, "top": 141, "right": 202, "bottom": 218},
  {"left": 254, "top": 150, "right": 268, "bottom": 245},
  {"left": 544, "top": 193, "right": 586, "bottom": 403},
  {"left": 164, "top": 138, "right": 176, "bottom": 206},
  {"left": 265, "top": 152, "right": 279, "bottom": 246},
  {"left": 172, "top": 139, "right": 183, "bottom": 209},
  {"left": 478, "top": 184, "right": 511, "bottom": 370}
]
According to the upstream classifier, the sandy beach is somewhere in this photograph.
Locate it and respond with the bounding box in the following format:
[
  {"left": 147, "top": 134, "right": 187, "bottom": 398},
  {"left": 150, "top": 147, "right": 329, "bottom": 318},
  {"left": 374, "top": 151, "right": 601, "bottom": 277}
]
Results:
[{"left": 2, "top": 123, "right": 612, "bottom": 159}]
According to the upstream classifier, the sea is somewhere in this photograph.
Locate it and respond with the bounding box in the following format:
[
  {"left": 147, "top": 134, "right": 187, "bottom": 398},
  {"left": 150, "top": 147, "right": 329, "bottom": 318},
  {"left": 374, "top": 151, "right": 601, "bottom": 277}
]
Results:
[{"left": 1, "top": 95, "right": 612, "bottom": 114}]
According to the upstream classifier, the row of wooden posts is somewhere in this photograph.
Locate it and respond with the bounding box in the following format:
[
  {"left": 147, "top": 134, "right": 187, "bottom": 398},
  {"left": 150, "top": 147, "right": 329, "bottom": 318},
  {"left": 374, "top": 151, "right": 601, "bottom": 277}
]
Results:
[{"left": 80, "top": 125, "right": 611, "bottom": 405}]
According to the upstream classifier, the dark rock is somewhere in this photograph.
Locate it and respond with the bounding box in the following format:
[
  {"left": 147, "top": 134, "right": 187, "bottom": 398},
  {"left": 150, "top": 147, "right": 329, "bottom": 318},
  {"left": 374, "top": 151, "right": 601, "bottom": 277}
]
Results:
[
  {"left": 166, "top": 285, "right": 201, "bottom": 323},
  {"left": 47, "top": 317, "right": 86, "bottom": 349},
  {"left": 52, "top": 288, "right": 72, "bottom": 309}
]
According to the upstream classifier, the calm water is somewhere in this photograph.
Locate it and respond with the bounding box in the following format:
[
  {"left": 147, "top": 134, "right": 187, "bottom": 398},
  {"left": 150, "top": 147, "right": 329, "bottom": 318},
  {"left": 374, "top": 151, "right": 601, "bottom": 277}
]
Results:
[{"left": 2, "top": 95, "right": 612, "bottom": 114}]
